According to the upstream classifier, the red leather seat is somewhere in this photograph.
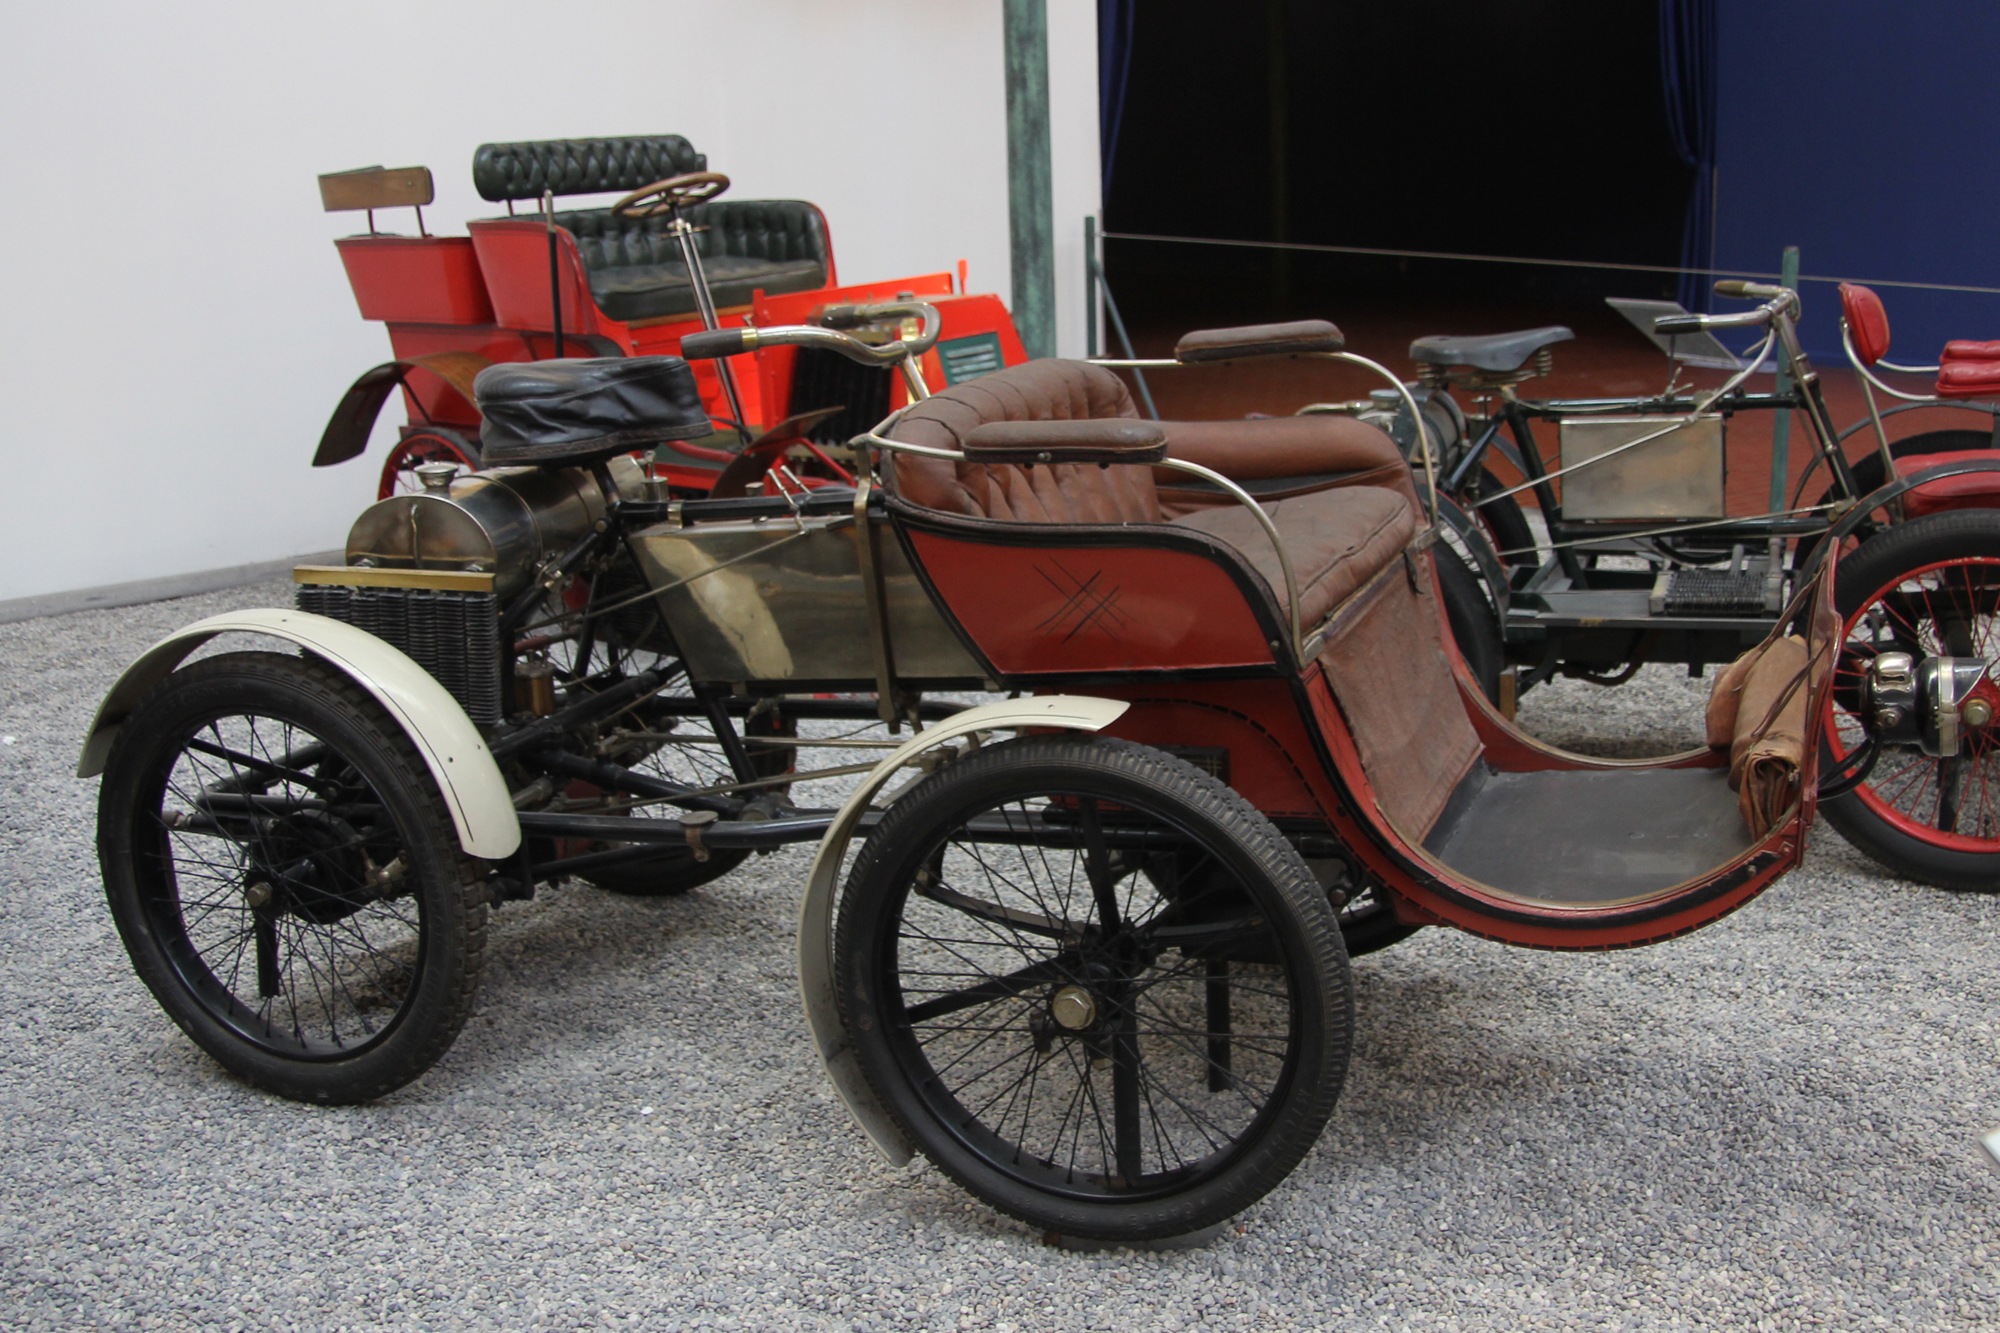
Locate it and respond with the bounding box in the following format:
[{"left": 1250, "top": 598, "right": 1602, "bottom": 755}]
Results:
[
  {"left": 1847, "top": 281, "right": 2000, "bottom": 398},
  {"left": 1896, "top": 450, "right": 2000, "bottom": 518},
  {"left": 1935, "top": 361, "right": 2000, "bottom": 399},
  {"left": 1840, "top": 283, "right": 1892, "bottom": 367}
]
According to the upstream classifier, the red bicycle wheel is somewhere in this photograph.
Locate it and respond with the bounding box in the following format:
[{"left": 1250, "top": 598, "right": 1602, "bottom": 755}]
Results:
[
  {"left": 378, "top": 430, "right": 481, "bottom": 501},
  {"left": 1822, "top": 510, "right": 2000, "bottom": 889}
]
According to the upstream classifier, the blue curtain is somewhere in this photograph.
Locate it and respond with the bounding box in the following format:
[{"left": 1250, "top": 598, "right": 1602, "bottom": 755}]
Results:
[
  {"left": 1098, "top": 0, "right": 1137, "bottom": 199},
  {"left": 1659, "top": 0, "right": 1717, "bottom": 311}
]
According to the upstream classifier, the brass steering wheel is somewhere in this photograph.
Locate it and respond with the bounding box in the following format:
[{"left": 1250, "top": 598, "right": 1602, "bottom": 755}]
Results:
[{"left": 611, "top": 171, "right": 731, "bottom": 220}]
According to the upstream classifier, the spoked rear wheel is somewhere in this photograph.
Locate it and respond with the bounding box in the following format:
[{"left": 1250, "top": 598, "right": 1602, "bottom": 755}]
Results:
[
  {"left": 835, "top": 736, "right": 1352, "bottom": 1241},
  {"left": 1823, "top": 511, "right": 2000, "bottom": 889},
  {"left": 97, "top": 652, "right": 486, "bottom": 1102}
]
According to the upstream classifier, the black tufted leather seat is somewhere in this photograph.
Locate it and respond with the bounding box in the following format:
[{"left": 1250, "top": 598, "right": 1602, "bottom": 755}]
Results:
[
  {"left": 470, "top": 136, "right": 831, "bottom": 324},
  {"left": 473, "top": 135, "right": 708, "bottom": 202},
  {"left": 559, "top": 200, "right": 828, "bottom": 322}
]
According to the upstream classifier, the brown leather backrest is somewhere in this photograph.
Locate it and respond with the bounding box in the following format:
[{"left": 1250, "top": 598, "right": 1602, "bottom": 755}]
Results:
[{"left": 888, "top": 360, "right": 1159, "bottom": 523}]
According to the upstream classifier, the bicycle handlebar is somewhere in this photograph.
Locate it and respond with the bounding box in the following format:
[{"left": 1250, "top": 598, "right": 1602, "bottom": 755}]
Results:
[
  {"left": 680, "top": 301, "right": 942, "bottom": 367},
  {"left": 1653, "top": 281, "right": 1797, "bottom": 337}
]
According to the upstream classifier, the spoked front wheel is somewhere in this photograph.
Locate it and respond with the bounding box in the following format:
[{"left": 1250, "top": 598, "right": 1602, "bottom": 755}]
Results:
[
  {"left": 97, "top": 652, "right": 487, "bottom": 1102},
  {"left": 835, "top": 736, "right": 1352, "bottom": 1241},
  {"left": 1822, "top": 511, "right": 2000, "bottom": 889}
]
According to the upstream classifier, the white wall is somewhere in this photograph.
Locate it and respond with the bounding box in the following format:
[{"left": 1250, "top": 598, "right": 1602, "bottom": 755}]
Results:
[{"left": 0, "top": 0, "right": 1098, "bottom": 602}]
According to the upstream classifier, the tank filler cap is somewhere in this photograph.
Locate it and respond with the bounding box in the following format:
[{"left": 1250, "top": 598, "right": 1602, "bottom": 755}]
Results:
[{"left": 415, "top": 461, "right": 458, "bottom": 494}]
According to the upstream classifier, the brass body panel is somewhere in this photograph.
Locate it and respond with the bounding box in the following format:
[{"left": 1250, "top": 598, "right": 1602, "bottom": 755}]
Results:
[
  {"left": 628, "top": 514, "right": 984, "bottom": 685},
  {"left": 1558, "top": 415, "right": 1726, "bottom": 521},
  {"left": 294, "top": 564, "right": 495, "bottom": 592}
]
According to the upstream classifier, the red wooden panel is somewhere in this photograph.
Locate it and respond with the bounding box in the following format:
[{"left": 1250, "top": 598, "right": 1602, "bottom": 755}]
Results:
[
  {"left": 335, "top": 236, "right": 493, "bottom": 325},
  {"left": 465, "top": 220, "right": 601, "bottom": 336},
  {"left": 904, "top": 528, "right": 1275, "bottom": 674}
]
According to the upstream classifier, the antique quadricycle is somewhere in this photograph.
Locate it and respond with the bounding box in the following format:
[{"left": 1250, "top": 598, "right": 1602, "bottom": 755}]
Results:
[{"left": 88, "top": 303, "right": 1911, "bottom": 1240}]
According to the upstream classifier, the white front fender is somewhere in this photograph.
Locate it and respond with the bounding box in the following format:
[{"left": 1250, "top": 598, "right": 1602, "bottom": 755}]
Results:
[
  {"left": 78, "top": 609, "right": 521, "bottom": 860},
  {"left": 798, "top": 694, "right": 1130, "bottom": 1165}
]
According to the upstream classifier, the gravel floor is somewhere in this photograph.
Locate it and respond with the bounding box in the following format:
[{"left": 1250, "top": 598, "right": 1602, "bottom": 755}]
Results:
[{"left": 4, "top": 578, "right": 1999, "bottom": 1332}]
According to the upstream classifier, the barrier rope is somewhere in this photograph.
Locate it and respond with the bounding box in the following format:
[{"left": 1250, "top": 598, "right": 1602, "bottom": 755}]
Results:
[{"left": 1100, "top": 231, "right": 2000, "bottom": 298}]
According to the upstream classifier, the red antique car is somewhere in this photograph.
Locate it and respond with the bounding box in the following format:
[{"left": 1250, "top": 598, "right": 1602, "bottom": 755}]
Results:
[{"left": 312, "top": 135, "right": 1025, "bottom": 497}]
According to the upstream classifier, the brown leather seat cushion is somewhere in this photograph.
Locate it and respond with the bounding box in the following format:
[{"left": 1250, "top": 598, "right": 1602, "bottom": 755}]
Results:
[
  {"left": 1156, "top": 416, "right": 1419, "bottom": 512},
  {"left": 1171, "top": 487, "right": 1417, "bottom": 626},
  {"left": 890, "top": 360, "right": 1157, "bottom": 522}
]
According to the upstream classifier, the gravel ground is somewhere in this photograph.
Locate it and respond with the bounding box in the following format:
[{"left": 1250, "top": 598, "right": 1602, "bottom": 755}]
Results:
[{"left": 4, "top": 578, "right": 1999, "bottom": 1332}]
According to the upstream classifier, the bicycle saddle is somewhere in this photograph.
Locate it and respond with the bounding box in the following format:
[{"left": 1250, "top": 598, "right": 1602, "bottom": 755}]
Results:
[{"left": 1408, "top": 326, "right": 1574, "bottom": 373}]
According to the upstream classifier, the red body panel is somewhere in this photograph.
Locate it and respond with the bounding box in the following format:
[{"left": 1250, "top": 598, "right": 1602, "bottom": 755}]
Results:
[
  {"left": 375, "top": 324, "right": 566, "bottom": 429},
  {"left": 336, "top": 236, "right": 494, "bottom": 325},
  {"left": 1091, "top": 680, "right": 1335, "bottom": 820},
  {"left": 904, "top": 528, "right": 1278, "bottom": 676},
  {"left": 464, "top": 219, "right": 605, "bottom": 337}
]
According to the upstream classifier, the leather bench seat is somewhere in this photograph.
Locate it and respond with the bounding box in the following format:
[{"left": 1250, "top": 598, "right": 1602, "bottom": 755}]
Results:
[
  {"left": 1172, "top": 488, "right": 1416, "bottom": 627},
  {"left": 467, "top": 138, "right": 832, "bottom": 325},
  {"left": 1936, "top": 359, "right": 2000, "bottom": 399},
  {"left": 889, "top": 359, "right": 1418, "bottom": 626},
  {"left": 559, "top": 200, "right": 829, "bottom": 323}
]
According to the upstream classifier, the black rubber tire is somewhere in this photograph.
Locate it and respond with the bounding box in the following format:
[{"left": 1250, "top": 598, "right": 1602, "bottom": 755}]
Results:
[
  {"left": 97, "top": 652, "right": 487, "bottom": 1103},
  {"left": 1820, "top": 510, "right": 2000, "bottom": 890},
  {"left": 1435, "top": 543, "right": 1503, "bottom": 705},
  {"left": 577, "top": 708, "right": 796, "bottom": 896},
  {"left": 835, "top": 735, "right": 1352, "bottom": 1242},
  {"left": 1462, "top": 466, "right": 1539, "bottom": 568}
]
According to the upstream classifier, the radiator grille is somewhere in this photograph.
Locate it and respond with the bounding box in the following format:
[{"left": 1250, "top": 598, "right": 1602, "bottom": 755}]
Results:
[
  {"left": 296, "top": 584, "right": 503, "bottom": 723},
  {"left": 787, "top": 346, "right": 894, "bottom": 445}
]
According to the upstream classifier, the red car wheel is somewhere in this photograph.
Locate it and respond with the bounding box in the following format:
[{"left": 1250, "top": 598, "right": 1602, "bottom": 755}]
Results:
[{"left": 1822, "top": 511, "right": 2000, "bottom": 888}]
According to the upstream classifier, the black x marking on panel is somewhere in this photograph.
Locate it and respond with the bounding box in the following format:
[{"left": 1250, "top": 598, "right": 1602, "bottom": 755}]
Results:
[{"left": 1034, "top": 559, "right": 1130, "bottom": 643}]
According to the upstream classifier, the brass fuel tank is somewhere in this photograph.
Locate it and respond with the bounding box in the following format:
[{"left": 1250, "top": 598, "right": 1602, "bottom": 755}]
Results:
[{"left": 344, "top": 456, "right": 644, "bottom": 600}]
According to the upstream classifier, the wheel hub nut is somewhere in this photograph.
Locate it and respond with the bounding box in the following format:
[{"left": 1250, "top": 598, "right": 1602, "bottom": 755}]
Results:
[
  {"left": 243, "top": 880, "right": 272, "bottom": 909},
  {"left": 1050, "top": 986, "right": 1097, "bottom": 1031},
  {"left": 1964, "top": 696, "right": 1995, "bottom": 729}
]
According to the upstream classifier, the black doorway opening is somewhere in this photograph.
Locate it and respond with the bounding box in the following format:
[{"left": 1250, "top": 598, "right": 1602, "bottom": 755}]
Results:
[{"left": 1101, "top": 2, "right": 1696, "bottom": 339}]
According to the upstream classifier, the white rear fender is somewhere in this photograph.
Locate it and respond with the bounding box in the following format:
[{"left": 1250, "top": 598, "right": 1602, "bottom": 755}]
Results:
[
  {"left": 77, "top": 609, "right": 521, "bottom": 860},
  {"left": 798, "top": 694, "right": 1130, "bottom": 1165}
]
